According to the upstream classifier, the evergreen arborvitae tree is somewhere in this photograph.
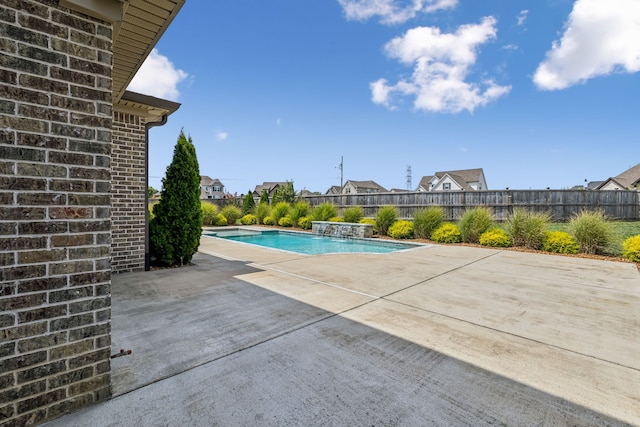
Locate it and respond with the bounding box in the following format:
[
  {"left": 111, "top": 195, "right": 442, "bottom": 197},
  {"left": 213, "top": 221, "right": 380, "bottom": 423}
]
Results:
[
  {"left": 150, "top": 130, "right": 202, "bottom": 266},
  {"left": 243, "top": 190, "right": 256, "bottom": 215},
  {"left": 259, "top": 189, "right": 270, "bottom": 205}
]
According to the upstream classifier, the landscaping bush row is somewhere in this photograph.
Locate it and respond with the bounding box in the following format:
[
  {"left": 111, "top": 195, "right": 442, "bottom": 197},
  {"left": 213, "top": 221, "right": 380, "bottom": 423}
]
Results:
[{"left": 199, "top": 200, "right": 640, "bottom": 264}]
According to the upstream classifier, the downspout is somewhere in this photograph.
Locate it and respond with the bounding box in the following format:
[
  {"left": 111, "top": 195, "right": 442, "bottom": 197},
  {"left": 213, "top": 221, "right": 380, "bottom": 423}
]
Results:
[{"left": 144, "top": 114, "right": 168, "bottom": 271}]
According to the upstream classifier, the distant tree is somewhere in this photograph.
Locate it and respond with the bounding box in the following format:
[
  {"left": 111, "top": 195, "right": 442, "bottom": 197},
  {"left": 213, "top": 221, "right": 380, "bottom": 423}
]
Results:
[
  {"left": 150, "top": 130, "right": 202, "bottom": 266},
  {"left": 243, "top": 190, "right": 256, "bottom": 215},
  {"left": 259, "top": 189, "right": 270, "bottom": 205},
  {"left": 148, "top": 186, "right": 158, "bottom": 198},
  {"left": 273, "top": 181, "right": 295, "bottom": 204}
]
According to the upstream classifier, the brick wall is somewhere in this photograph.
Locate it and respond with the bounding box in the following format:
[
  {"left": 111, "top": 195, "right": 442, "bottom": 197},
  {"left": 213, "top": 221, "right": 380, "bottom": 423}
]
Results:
[
  {"left": 0, "top": 1, "right": 112, "bottom": 425},
  {"left": 111, "top": 112, "right": 146, "bottom": 273}
]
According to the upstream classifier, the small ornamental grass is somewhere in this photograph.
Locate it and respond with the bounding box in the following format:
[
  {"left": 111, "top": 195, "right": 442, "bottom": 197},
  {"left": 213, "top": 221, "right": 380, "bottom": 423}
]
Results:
[
  {"left": 431, "top": 223, "right": 462, "bottom": 243},
  {"left": 240, "top": 214, "right": 257, "bottom": 225},
  {"left": 479, "top": 228, "right": 512, "bottom": 247},
  {"left": 343, "top": 206, "right": 364, "bottom": 223},
  {"left": 568, "top": 210, "right": 615, "bottom": 255},
  {"left": 221, "top": 205, "right": 241, "bottom": 226},
  {"left": 388, "top": 220, "right": 414, "bottom": 239},
  {"left": 622, "top": 235, "right": 640, "bottom": 262},
  {"left": 255, "top": 203, "right": 271, "bottom": 225},
  {"left": 505, "top": 208, "right": 551, "bottom": 249},
  {"left": 201, "top": 202, "right": 219, "bottom": 226},
  {"left": 412, "top": 207, "right": 444, "bottom": 239},
  {"left": 271, "top": 201, "right": 291, "bottom": 225},
  {"left": 541, "top": 231, "right": 579, "bottom": 254},
  {"left": 311, "top": 202, "right": 338, "bottom": 221},
  {"left": 290, "top": 201, "right": 310, "bottom": 227},
  {"left": 375, "top": 206, "right": 399, "bottom": 237},
  {"left": 458, "top": 206, "right": 493, "bottom": 244}
]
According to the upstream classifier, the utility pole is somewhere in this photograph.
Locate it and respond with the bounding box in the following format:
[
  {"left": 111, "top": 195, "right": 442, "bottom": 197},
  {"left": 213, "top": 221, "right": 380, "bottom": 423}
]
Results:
[
  {"left": 337, "top": 156, "right": 344, "bottom": 188},
  {"left": 406, "top": 165, "right": 412, "bottom": 190}
]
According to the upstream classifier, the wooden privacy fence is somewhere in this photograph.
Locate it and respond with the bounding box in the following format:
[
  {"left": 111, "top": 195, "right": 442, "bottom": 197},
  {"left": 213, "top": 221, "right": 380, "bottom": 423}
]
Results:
[{"left": 301, "top": 190, "right": 640, "bottom": 222}]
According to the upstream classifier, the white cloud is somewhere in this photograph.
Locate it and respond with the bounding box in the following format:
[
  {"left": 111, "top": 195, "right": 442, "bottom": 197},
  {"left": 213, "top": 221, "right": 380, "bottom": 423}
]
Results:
[
  {"left": 127, "top": 49, "right": 188, "bottom": 100},
  {"left": 216, "top": 131, "right": 228, "bottom": 141},
  {"left": 517, "top": 10, "right": 528, "bottom": 27},
  {"left": 372, "top": 17, "right": 511, "bottom": 113},
  {"left": 338, "top": 0, "right": 457, "bottom": 25},
  {"left": 533, "top": 0, "right": 640, "bottom": 90}
]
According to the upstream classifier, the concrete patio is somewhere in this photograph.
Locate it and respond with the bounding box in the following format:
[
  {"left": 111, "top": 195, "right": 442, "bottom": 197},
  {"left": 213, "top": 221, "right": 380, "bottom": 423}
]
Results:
[{"left": 44, "top": 236, "right": 640, "bottom": 426}]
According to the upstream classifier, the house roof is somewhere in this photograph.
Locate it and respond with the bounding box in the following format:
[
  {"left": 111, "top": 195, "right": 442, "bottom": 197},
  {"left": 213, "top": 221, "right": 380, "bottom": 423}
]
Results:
[
  {"left": 253, "top": 182, "right": 286, "bottom": 195},
  {"left": 418, "top": 175, "right": 434, "bottom": 189},
  {"left": 112, "top": 0, "right": 186, "bottom": 103},
  {"left": 595, "top": 163, "right": 640, "bottom": 190},
  {"left": 434, "top": 168, "right": 484, "bottom": 183},
  {"left": 613, "top": 163, "right": 640, "bottom": 187},
  {"left": 346, "top": 180, "right": 388, "bottom": 192},
  {"left": 62, "top": 0, "right": 186, "bottom": 103},
  {"left": 326, "top": 185, "right": 342, "bottom": 195},
  {"left": 200, "top": 176, "right": 223, "bottom": 186},
  {"left": 116, "top": 90, "right": 180, "bottom": 122}
]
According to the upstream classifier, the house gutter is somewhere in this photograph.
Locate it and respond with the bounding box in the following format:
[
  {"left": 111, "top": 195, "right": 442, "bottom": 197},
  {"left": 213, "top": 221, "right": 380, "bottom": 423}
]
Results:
[{"left": 144, "top": 114, "right": 168, "bottom": 271}]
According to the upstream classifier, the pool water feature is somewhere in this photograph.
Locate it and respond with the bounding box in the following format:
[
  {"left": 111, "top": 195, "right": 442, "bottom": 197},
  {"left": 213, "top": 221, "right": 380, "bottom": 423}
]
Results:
[{"left": 205, "top": 228, "right": 420, "bottom": 255}]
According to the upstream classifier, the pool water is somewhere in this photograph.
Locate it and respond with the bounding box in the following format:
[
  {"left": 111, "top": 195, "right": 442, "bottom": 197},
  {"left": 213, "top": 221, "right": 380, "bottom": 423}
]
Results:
[{"left": 205, "top": 229, "right": 420, "bottom": 255}]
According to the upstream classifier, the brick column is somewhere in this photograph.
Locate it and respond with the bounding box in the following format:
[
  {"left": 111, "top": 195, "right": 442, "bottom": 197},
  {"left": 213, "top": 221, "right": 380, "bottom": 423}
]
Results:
[
  {"left": 111, "top": 111, "right": 146, "bottom": 273},
  {"left": 1, "top": 1, "right": 113, "bottom": 425}
]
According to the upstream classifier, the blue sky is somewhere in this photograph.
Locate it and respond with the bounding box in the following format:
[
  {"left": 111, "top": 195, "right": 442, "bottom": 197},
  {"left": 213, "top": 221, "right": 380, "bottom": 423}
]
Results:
[{"left": 128, "top": 0, "right": 640, "bottom": 195}]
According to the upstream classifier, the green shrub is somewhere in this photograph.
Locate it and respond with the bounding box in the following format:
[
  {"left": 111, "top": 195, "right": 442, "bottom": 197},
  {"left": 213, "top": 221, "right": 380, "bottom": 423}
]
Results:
[
  {"left": 240, "top": 214, "right": 258, "bottom": 225},
  {"left": 505, "top": 208, "right": 551, "bottom": 249},
  {"left": 343, "top": 206, "right": 364, "bottom": 223},
  {"left": 290, "top": 201, "right": 310, "bottom": 226},
  {"left": 388, "top": 220, "right": 414, "bottom": 239},
  {"left": 242, "top": 191, "right": 256, "bottom": 215},
  {"left": 149, "top": 130, "right": 202, "bottom": 267},
  {"left": 458, "top": 206, "right": 493, "bottom": 244},
  {"left": 431, "top": 223, "right": 462, "bottom": 243},
  {"left": 479, "top": 228, "right": 512, "bottom": 247},
  {"left": 213, "top": 213, "right": 227, "bottom": 226},
  {"left": 201, "top": 202, "right": 219, "bottom": 226},
  {"left": 541, "top": 231, "right": 579, "bottom": 254},
  {"left": 622, "top": 234, "right": 640, "bottom": 262},
  {"left": 328, "top": 216, "right": 344, "bottom": 222},
  {"left": 412, "top": 207, "right": 444, "bottom": 239},
  {"left": 375, "top": 206, "right": 399, "bottom": 237},
  {"left": 255, "top": 203, "right": 271, "bottom": 225},
  {"left": 311, "top": 202, "right": 337, "bottom": 221},
  {"left": 221, "top": 205, "right": 241, "bottom": 225},
  {"left": 298, "top": 216, "right": 312, "bottom": 230},
  {"left": 568, "top": 210, "right": 615, "bottom": 255},
  {"left": 271, "top": 201, "right": 291, "bottom": 225},
  {"left": 263, "top": 216, "right": 275, "bottom": 226}
]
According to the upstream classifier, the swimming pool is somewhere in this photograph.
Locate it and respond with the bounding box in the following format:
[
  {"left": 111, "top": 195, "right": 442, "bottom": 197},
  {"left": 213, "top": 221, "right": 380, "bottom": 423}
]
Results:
[{"left": 204, "top": 228, "right": 421, "bottom": 255}]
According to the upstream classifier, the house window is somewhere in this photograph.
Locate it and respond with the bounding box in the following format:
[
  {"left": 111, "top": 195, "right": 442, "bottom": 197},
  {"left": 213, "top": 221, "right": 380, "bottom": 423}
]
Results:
[
  {"left": 213, "top": 186, "right": 221, "bottom": 192},
  {"left": 346, "top": 188, "right": 351, "bottom": 193},
  {"left": 443, "top": 183, "right": 451, "bottom": 190}
]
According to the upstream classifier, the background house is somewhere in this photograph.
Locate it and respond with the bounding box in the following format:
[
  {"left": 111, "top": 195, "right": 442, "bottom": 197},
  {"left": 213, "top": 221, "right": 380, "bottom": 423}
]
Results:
[
  {"left": 342, "top": 180, "right": 387, "bottom": 194},
  {"left": 417, "top": 168, "right": 487, "bottom": 192},
  {"left": 325, "top": 185, "right": 342, "bottom": 195},
  {"left": 200, "top": 176, "right": 225, "bottom": 199},
  {"left": 596, "top": 163, "right": 640, "bottom": 190},
  {"left": 252, "top": 181, "right": 286, "bottom": 202}
]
